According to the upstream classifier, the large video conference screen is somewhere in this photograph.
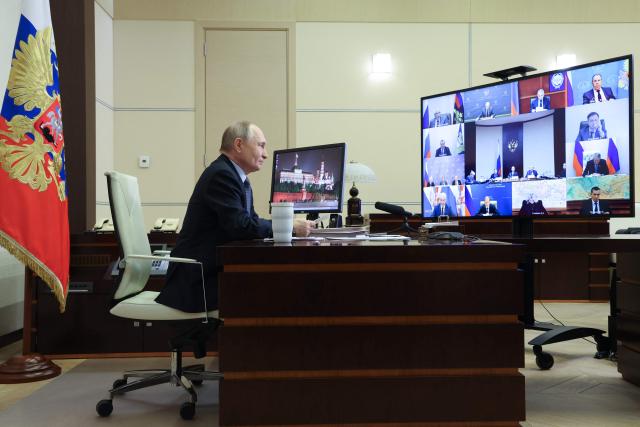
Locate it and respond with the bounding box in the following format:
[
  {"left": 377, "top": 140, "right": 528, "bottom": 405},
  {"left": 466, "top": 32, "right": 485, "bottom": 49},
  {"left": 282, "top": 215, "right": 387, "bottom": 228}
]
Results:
[{"left": 421, "top": 55, "right": 633, "bottom": 219}]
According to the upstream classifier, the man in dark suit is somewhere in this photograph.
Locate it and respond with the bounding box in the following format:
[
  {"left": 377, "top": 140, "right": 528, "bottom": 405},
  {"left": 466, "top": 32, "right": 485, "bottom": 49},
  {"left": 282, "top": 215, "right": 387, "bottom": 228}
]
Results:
[
  {"left": 530, "top": 89, "right": 551, "bottom": 111},
  {"left": 519, "top": 194, "right": 548, "bottom": 216},
  {"left": 156, "top": 121, "right": 313, "bottom": 312},
  {"left": 582, "top": 153, "right": 609, "bottom": 177},
  {"left": 576, "top": 111, "right": 607, "bottom": 141},
  {"left": 431, "top": 193, "right": 454, "bottom": 218},
  {"left": 582, "top": 73, "right": 616, "bottom": 104},
  {"left": 507, "top": 166, "right": 519, "bottom": 179},
  {"left": 429, "top": 111, "right": 451, "bottom": 128},
  {"left": 525, "top": 167, "right": 538, "bottom": 178},
  {"left": 477, "top": 101, "right": 495, "bottom": 120},
  {"left": 435, "top": 139, "right": 452, "bottom": 157},
  {"left": 579, "top": 186, "right": 610, "bottom": 216},
  {"left": 476, "top": 196, "right": 499, "bottom": 216},
  {"left": 450, "top": 175, "right": 462, "bottom": 185}
]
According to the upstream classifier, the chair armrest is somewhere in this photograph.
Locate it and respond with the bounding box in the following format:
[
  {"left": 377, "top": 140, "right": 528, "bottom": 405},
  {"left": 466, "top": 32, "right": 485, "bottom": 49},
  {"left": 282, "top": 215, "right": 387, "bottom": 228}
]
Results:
[
  {"left": 152, "top": 250, "right": 171, "bottom": 255},
  {"left": 126, "top": 254, "right": 201, "bottom": 265}
]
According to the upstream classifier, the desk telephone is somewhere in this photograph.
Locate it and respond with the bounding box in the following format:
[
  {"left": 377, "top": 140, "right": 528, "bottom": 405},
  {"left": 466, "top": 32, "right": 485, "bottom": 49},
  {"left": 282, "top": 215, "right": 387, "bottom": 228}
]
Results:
[
  {"left": 153, "top": 217, "right": 179, "bottom": 232},
  {"left": 94, "top": 218, "right": 114, "bottom": 231}
]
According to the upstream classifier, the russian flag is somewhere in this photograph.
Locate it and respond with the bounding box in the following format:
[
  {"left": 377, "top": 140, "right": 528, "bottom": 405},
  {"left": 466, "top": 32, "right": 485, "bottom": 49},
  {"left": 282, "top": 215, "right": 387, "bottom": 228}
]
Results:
[
  {"left": 606, "top": 137, "right": 620, "bottom": 174},
  {"left": 496, "top": 151, "right": 502, "bottom": 177},
  {"left": 461, "top": 185, "right": 470, "bottom": 216},
  {"left": 510, "top": 82, "right": 520, "bottom": 115},
  {"left": 573, "top": 140, "right": 584, "bottom": 176},
  {"left": 423, "top": 131, "right": 431, "bottom": 186},
  {"left": 565, "top": 71, "right": 574, "bottom": 107},
  {"left": 422, "top": 104, "right": 429, "bottom": 129}
]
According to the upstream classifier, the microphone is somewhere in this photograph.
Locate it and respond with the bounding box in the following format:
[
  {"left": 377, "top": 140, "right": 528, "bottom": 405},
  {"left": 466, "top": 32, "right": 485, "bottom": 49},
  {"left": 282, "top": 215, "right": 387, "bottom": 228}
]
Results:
[{"left": 374, "top": 202, "right": 411, "bottom": 217}]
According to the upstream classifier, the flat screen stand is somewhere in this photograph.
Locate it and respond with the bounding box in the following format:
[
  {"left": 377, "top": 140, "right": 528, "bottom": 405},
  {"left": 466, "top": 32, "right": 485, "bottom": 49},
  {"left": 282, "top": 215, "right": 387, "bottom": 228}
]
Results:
[{"left": 514, "top": 218, "right": 610, "bottom": 369}]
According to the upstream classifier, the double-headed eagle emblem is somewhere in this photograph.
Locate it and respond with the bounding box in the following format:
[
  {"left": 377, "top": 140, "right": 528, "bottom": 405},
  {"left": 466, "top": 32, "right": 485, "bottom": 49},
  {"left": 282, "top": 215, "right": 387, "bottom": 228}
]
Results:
[{"left": 0, "top": 26, "right": 66, "bottom": 202}]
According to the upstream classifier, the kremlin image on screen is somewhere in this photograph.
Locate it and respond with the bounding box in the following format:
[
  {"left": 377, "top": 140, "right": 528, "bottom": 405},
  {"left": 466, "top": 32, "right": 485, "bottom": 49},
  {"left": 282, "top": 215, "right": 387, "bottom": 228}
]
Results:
[{"left": 270, "top": 143, "right": 346, "bottom": 213}]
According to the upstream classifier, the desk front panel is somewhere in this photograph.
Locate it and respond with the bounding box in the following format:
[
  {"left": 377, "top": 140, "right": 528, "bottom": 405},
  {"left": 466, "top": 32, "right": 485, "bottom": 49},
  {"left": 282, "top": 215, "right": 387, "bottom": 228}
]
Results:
[{"left": 218, "top": 241, "right": 526, "bottom": 426}]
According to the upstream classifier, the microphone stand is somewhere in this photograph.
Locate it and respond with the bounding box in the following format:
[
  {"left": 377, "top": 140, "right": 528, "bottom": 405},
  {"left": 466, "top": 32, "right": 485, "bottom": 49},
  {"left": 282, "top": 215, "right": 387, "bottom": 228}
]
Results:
[{"left": 387, "top": 214, "right": 419, "bottom": 234}]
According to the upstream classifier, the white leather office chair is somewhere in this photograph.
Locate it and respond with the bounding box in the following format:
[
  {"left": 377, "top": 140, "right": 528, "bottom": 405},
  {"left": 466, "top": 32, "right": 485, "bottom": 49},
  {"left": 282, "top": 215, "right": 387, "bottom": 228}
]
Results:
[{"left": 96, "top": 171, "right": 221, "bottom": 420}]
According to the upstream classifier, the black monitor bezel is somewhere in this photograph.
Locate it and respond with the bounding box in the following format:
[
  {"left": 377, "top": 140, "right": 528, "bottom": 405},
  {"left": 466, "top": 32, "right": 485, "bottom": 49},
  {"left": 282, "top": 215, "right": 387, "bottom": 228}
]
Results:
[
  {"left": 270, "top": 142, "right": 347, "bottom": 214},
  {"left": 419, "top": 54, "right": 634, "bottom": 220}
]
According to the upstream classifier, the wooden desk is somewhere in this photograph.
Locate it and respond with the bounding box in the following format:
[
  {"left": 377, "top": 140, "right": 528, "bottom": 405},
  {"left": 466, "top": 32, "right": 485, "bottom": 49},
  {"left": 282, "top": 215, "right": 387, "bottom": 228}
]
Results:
[{"left": 217, "top": 240, "right": 526, "bottom": 426}]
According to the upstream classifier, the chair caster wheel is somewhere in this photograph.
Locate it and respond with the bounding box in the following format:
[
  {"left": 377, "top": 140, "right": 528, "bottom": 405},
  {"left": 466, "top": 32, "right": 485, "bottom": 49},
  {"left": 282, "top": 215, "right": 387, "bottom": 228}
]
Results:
[
  {"left": 96, "top": 399, "right": 113, "bottom": 417},
  {"left": 180, "top": 401, "right": 196, "bottom": 420},
  {"left": 533, "top": 345, "right": 554, "bottom": 370},
  {"left": 535, "top": 352, "right": 554, "bottom": 370},
  {"left": 112, "top": 378, "right": 127, "bottom": 389}
]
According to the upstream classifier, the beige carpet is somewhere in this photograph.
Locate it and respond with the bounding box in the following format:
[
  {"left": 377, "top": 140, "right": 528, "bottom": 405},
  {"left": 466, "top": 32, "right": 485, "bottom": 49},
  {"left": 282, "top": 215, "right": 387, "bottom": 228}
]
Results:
[{"left": 1, "top": 303, "right": 639, "bottom": 426}]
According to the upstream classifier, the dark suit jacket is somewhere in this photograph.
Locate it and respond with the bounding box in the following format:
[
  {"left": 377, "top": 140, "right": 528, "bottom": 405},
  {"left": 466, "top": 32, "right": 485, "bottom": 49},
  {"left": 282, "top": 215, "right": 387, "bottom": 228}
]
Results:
[
  {"left": 583, "top": 87, "right": 616, "bottom": 104},
  {"left": 429, "top": 113, "right": 451, "bottom": 128},
  {"left": 435, "top": 146, "right": 452, "bottom": 157},
  {"left": 477, "top": 107, "right": 494, "bottom": 120},
  {"left": 530, "top": 96, "right": 550, "bottom": 111},
  {"left": 431, "top": 204, "right": 454, "bottom": 218},
  {"left": 519, "top": 200, "right": 547, "bottom": 216},
  {"left": 579, "top": 199, "right": 610, "bottom": 216},
  {"left": 576, "top": 126, "right": 607, "bottom": 142},
  {"left": 451, "top": 179, "right": 462, "bottom": 185},
  {"left": 582, "top": 159, "right": 609, "bottom": 176},
  {"left": 476, "top": 204, "right": 499, "bottom": 216},
  {"left": 525, "top": 169, "right": 538, "bottom": 178},
  {"left": 156, "top": 154, "right": 272, "bottom": 312}
]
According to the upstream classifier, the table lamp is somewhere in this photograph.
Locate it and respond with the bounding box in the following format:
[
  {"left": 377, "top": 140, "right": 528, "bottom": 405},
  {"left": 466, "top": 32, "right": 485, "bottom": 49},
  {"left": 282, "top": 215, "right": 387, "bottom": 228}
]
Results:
[{"left": 344, "top": 161, "right": 376, "bottom": 226}]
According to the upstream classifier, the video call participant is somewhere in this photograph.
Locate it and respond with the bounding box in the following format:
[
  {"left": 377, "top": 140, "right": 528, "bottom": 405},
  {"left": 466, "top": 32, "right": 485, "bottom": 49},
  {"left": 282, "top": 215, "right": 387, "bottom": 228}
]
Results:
[
  {"left": 431, "top": 193, "right": 455, "bottom": 218},
  {"left": 530, "top": 88, "right": 550, "bottom": 112},
  {"left": 507, "top": 166, "right": 518, "bottom": 178},
  {"left": 519, "top": 194, "right": 548, "bottom": 216},
  {"left": 477, "top": 101, "right": 495, "bottom": 120},
  {"left": 582, "top": 73, "right": 616, "bottom": 104},
  {"left": 466, "top": 170, "right": 476, "bottom": 184},
  {"left": 582, "top": 153, "right": 609, "bottom": 177},
  {"left": 490, "top": 169, "right": 500, "bottom": 180},
  {"left": 525, "top": 166, "right": 538, "bottom": 178},
  {"left": 579, "top": 186, "right": 610, "bottom": 215},
  {"left": 477, "top": 196, "right": 499, "bottom": 216},
  {"left": 451, "top": 175, "right": 462, "bottom": 185},
  {"left": 157, "top": 121, "right": 314, "bottom": 312},
  {"left": 576, "top": 111, "right": 607, "bottom": 141},
  {"left": 430, "top": 110, "right": 451, "bottom": 128},
  {"left": 438, "top": 175, "right": 448, "bottom": 185},
  {"left": 435, "top": 139, "right": 452, "bottom": 157}
]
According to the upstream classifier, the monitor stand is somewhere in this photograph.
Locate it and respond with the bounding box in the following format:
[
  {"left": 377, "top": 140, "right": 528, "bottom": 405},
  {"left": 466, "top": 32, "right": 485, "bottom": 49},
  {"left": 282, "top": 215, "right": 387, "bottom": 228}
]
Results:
[
  {"left": 512, "top": 217, "right": 610, "bottom": 369},
  {"left": 387, "top": 216, "right": 419, "bottom": 234}
]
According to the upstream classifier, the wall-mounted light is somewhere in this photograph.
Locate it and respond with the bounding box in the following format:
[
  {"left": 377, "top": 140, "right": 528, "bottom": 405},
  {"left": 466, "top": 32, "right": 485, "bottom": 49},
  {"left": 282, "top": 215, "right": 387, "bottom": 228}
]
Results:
[
  {"left": 556, "top": 54, "right": 576, "bottom": 69},
  {"left": 370, "top": 53, "right": 392, "bottom": 80}
]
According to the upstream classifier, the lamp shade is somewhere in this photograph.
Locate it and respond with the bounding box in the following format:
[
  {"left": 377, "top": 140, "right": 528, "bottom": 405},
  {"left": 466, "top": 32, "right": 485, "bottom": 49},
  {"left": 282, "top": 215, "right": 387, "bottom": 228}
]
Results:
[{"left": 345, "top": 161, "right": 376, "bottom": 184}]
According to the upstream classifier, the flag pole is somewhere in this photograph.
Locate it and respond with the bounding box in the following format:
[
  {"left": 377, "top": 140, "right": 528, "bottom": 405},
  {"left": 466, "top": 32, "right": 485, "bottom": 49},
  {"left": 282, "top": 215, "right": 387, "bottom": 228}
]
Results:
[{"left": 0, "top": 268, "right": 60, "bottom": 383}]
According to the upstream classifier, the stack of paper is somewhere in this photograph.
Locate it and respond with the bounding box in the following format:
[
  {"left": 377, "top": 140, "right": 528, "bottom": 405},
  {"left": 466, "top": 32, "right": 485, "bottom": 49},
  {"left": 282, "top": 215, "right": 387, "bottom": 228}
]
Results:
[{"left": 309, "top": 226, "right": 369, "bottom": 238}]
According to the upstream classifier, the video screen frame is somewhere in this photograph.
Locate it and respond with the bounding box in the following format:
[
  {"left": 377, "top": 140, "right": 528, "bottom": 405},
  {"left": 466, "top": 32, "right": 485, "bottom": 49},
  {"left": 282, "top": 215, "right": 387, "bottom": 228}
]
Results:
[
  {"left": 270, "top": 142, "right": 347, "bottom": 214},
  {"left": 420, "top": 55, "right": 634, "bottom": 220}
]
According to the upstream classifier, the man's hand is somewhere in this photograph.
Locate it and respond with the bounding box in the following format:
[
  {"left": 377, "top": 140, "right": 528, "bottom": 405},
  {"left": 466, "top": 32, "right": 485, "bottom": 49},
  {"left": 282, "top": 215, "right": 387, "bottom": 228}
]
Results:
[{"left": 293, "top": 219, "right": 315, "bottom": 237}]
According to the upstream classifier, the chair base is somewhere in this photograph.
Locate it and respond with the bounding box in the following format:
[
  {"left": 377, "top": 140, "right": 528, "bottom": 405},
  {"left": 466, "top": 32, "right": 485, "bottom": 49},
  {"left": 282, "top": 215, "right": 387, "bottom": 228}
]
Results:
[{"left": 96, "top": 350, "right": 222, "bottom": 420}]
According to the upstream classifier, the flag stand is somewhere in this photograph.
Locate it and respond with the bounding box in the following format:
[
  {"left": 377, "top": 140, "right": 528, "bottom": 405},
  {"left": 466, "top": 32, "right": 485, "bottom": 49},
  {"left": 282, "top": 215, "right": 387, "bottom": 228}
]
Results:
[{"left": 0, "top": 268, "right": 61, "bottom": 383}]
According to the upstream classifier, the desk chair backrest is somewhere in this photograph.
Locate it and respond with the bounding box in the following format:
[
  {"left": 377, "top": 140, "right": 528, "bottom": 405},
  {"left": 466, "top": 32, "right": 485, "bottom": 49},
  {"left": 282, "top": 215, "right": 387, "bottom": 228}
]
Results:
[{"left": 106, "top": 171, "right": 152, "bottom": 300}]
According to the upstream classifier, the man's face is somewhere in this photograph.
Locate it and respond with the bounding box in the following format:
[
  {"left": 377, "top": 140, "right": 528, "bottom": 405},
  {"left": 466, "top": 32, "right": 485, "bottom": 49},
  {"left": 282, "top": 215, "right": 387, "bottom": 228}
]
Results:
[
  {"left": 592, "top": 75, "right": 602, "bottom": 91},
  {"left": 594, "top": 155, "right": 601, "bottom": 165},
  {"left": 590, "top": 189, "right": 601, "bottom": 202},
  {"left": 537, "top": 89, "right": 544, "bottom": 100},
  {"left": 435, "top": 112, "right": 440, "bottom": 120},
  {"left": 439, "top": 196, "right": 446, "bottom": 206},
  {"left": 237, "top": 126, "right": 268, "bottom": 173},
  {"left": 485, "top": 101, "right": 490, "bottom": 109},
  {"left": 588, "top": 114, "right": 600, "bottom": 131},
  {"left": 484, "top": 197, "right": 490, "bottom": 207},
  {"left": 440, "top": 140, "right": 445, "bottom": 148}
]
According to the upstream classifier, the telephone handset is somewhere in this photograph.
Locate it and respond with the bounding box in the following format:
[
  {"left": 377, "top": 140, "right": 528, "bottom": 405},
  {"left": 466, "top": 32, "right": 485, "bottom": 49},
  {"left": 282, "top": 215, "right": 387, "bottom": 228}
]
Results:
[
  {"left": 153, "top": 217, "right": 180, "bottom": 232},
  {"left": 94, "top": 217, "right": 114, "bottom": 231}
]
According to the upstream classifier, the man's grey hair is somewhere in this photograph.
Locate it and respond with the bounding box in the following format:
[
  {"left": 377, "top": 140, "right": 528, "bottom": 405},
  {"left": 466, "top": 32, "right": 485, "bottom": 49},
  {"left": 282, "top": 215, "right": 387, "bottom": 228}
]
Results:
[{"left": 220, "top": 121, "right": 256, "bottom": 152}]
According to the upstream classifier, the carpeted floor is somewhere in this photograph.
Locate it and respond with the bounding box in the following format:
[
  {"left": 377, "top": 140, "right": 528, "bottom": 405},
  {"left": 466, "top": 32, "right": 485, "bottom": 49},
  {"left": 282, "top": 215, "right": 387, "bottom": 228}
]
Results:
[
  {"left": 0, "top": 357, "right": 220, "bottom": 427},
  {"left": 1, "top": 303, "right": 640, "bottom": 426}
]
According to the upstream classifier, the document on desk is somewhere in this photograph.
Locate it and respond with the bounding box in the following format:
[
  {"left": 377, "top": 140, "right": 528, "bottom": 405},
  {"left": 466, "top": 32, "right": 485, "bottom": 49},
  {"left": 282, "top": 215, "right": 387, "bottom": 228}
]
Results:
[
  {"left": 263, "top": 237, "right": 325, "bottom": 242},
  {"left": 324, "top": 235, "right": 410, "bottom": 242}
]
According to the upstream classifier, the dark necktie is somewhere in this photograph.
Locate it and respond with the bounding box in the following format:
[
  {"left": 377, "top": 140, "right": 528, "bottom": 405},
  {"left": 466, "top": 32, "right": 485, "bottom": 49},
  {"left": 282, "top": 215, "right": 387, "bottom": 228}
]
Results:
[
  {"left": 243, "top": 178, "right": 252, "bottom": 214},
  {"left": 597, "top": 90, "right": 602, "bottom": 102},
  {"left": 538, "top": 99, "right": 542, "bottom": 108},
  {"left": 595, "top": 201, "right": 600, "bottom": 213},
  {"left": 590, "top": 131, "right": 595, "bottom": 139}
]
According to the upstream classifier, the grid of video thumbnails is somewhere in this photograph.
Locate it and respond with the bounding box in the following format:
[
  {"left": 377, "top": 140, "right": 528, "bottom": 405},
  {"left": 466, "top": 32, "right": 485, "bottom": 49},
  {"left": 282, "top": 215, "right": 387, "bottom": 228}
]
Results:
[{"left": 421, "top": 56, "right": 632, "bottom": 219}]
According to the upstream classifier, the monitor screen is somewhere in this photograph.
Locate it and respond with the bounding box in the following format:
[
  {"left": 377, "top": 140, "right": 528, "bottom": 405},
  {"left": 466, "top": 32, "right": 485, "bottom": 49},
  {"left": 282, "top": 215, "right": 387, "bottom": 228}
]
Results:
[
  {"left": 421, "top": 55, "right": 633, "bottom": 219},
  {"left": 270, "top": 143, "right": 346, "bottom": 214}
]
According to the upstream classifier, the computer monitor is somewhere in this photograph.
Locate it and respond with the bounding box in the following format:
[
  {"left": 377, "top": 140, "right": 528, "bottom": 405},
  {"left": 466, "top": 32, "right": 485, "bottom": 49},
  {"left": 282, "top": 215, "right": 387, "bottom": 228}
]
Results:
[
  {"left": 420, "top": 55, "right": 633, "bottom": 222},
  {"left": 270, "top": 143, "right": 346, "bottom": 214}
]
